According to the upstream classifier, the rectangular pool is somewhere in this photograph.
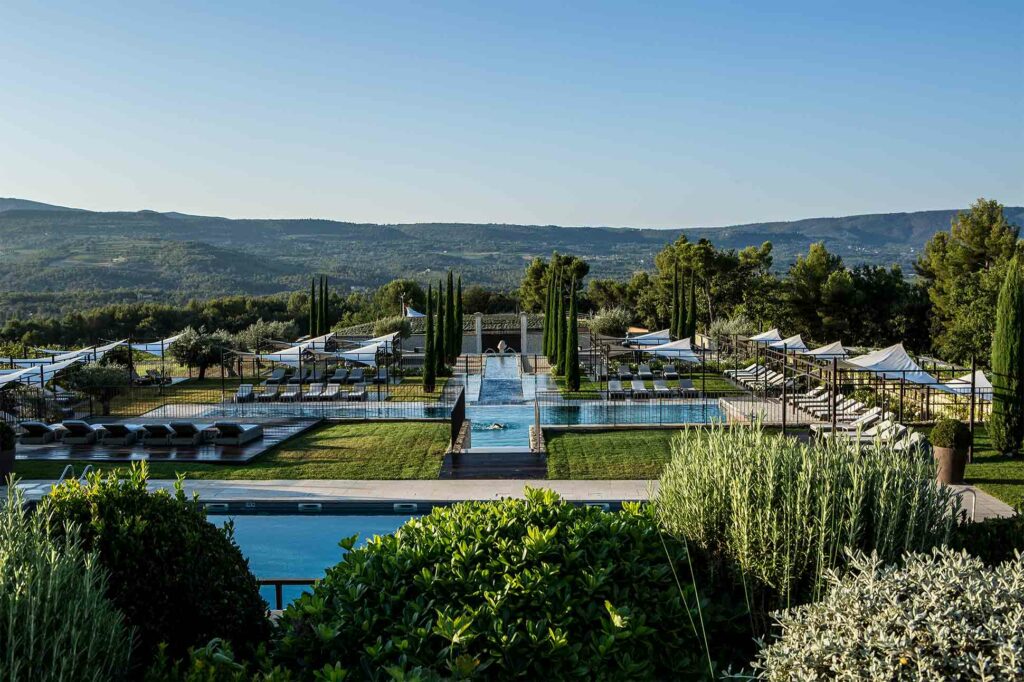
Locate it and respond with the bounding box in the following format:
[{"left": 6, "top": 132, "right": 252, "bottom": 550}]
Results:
[{"left": 214, "top": 513, "right": 415, "bottom": 605}]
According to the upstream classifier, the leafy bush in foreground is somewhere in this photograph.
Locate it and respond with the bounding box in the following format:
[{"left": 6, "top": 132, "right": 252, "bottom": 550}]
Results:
[
  {"left": 754, "top": 549, "right": 1024, "bottom": 680},
  {"left": 953, "top": 512, "right": 1024, "bottom": 566},
  {"left": 274, "top": 489, "right": 744, "bottom": 680},
  {"left": 1, "top": 485, "right": 132, "bottom": 681},
  {"left": 40, "top": 463, "right": 270, "bottom": 672},
  {"left": 655, "top": 425, "right": 958, "bottom": 626}
]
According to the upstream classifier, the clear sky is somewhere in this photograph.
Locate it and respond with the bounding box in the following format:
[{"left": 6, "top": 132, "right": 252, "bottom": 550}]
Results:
[{"left": 1, "top": 1, "right": 1020, "bottom": 227}]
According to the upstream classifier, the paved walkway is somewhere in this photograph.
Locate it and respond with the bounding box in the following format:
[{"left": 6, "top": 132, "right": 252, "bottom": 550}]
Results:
[{"left": 13, "top": 479, "right": 1012, "bottom": 520}]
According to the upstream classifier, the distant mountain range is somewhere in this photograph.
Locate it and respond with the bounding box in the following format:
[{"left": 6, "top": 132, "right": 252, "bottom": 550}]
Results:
[{"left": 0, "top": 197, "right": 1021, "bottom": 318}]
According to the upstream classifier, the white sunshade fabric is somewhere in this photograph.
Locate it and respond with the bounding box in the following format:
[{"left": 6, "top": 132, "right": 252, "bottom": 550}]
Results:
[
  {"left": 3, "top": 340, "right": 125, "bottom": 367},
  {"left": 335, "top": 332, "right": 399, "bottom": 367},
  {"left": 628, "top": 329, "right": 671, "bottom": 346},
  {"left": 943, "top": 371, "right": 994, "bottom": 400},
  {"left": 748, "top": 328, "right": 783, "bottom": 344},
  {"left": 404, "top": 306, "right": 425, "bottom": 318},
  {"left": 843, "top": 343, "right": 947, "bottom": 388},
  {"left": 0, "top": 357, "right": 83, "bottom": 388},
  {"left": 768, "top": 334, "right": 809, "bottom": 352},
  {"left": 133, "top": 334, "right": 183, "bottom": 357},
  {"left": 803, "top": 340, "right": 849, "bottom": 359},
  {"left": 646, "top": 338, "right": 702, "bottom": 363}
]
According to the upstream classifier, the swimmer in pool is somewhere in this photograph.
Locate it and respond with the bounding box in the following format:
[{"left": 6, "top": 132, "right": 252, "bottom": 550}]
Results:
[{"left": 485, "top": 423, "right": 507, "bottom": 430}]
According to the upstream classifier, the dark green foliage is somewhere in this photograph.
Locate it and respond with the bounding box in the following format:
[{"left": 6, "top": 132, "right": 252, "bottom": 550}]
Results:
[
  {"left": 991, "top": 256, "right": 1024, "bottom": 454},
  {"left": 65, "top": 363, "right": 131, "bottom": 415},
  {"left": 671, "top": 264, "right": 680, "bottom": 339},
  {"left": 565, "top": 278, "right": 581, "bottom": 391},
  {"left": 686, "top": 275, "right": 697, "bottom": 339},
  {"left": 308, "top": 279, "right": 316, "bottom": 338},
  {"left": 541, "top": 271, "right": 552, "bottom": 355},
  {"left": 929, "top": 418, "right": 971, "bottom": 449},
  {"left": 433, "top": 280, "right": 446, "bottom": 378},
  {"left": 455, "top": 275, "right": 463, "bottom": 344},
  {"left": 39, "top": 464, "right": 271, "bottom": 673},
  {"left": 273, "top": 489, "right": 742, "bottom": 679},
  {"left": 952, "top": 513, "right": 1024, "bottom": 566},
  {"left": 445, "top": 270, "right": 457, "bottom": 362},
  {"left": 554, "top": 274, "right": 566, "bottom": 374},
  {"left": 423, "top": 285, "right": 436, "bottom": 392}
]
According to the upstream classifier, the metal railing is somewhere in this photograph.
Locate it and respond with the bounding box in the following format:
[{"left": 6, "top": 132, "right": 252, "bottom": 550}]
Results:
[{"left": 258, "top": 577, "right": 317, "bottom": 610}]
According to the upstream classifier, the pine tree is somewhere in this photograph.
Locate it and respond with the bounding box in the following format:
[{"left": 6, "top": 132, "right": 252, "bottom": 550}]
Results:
[
  {"left": 309, "top": 278, "right": 316, "bottom": 337},
  {"left": 423, "top": 284, "right": 436, "bottom": 392},
  {"left": 565, "top": 278, "right": 581, "bottom": 391},
  {"left": 456, "top": 275, "right": 463, "bottom": 357},
  {"left": 991, "top": 255, "right": 1024, "bottom": 455},
  {"left": 671, "top": 264, "right": 680, "bottom": 339},
  {"left": 434, "top": 279, "right": 446, "bottom": 377},
  {"left": 686, "top": 276, "right": 697, "bottom": 341}
]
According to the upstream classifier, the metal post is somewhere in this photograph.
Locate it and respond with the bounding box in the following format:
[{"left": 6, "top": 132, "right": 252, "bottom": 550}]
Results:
[
  {"left": 831, "top": 357, "right": 838, "bottom": 433},
  {"left": 781, "top": 344, "right": 787, "bottom": 435},
  {"left": 968, "top": 356, "right": 976, "bottom": 462}
]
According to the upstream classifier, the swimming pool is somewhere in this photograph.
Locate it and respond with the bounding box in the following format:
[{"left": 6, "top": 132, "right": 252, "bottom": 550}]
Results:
[
  {"left": 467, "top": 401, "right": 725, "bottom": 447},
  {"left": 216, "top": 513, "right": 415, "bottom": 605}
]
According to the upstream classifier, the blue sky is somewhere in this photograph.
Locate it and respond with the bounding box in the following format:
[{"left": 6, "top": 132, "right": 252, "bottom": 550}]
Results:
[{"left": 1, "top": 1, "right": 1020, "bottom": 227}]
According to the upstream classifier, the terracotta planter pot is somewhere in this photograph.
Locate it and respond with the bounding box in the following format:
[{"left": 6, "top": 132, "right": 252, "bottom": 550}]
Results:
[
  {"left": 0, "top": 446, "right": 14, "bottom": 481},
  {"left": 934, "top": 445, "right": 967, "bottom": 485}
]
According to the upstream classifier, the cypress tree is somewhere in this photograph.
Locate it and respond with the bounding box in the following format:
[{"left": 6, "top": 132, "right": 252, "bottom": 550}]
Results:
[
  {"left": 554, "top": 280, "right": 566, "bottom": 375},
  {"left": 309, "top": 278, "right": 316, "bottom": 337},
  {"left": 317, "top": 276, "right": 324, "bottom": 334},
  {"left": 670, "top": 264, "right": 679, "bottom": 339},
  {"left": 676, "top": 273, "right": 687, "bottom": 341},
  {"left": 565, "top": 278, "right": 580, "bottom": 391},
  {"left": 321, "top": 276, "right": 329, "bottom": 334},
  {"left": 542, "top": 269, "right": 552, "bottom": 356},
  {"left": 545, "top": 268, "right": 557, "bottom": 358},
  {"left": 550, "top": 269, "right": 562, "bottom": 363},
  {"left": 991, "top": 255, "right": 1024, "bottom": 455},
  {"left": 434, "top": 279, "right": 446, "bottom": 377},
  {"left": 686, "top": 276, "right": 697, "bottom": 341},
  {"left": 423, "top": 284, "right": 436, "bottom": 392},
  {"left": 445, "top": 271, "right": 457, "bottom": 362},
  {"left": 456, "top": 275, "right": 463, "bottom": 356}
]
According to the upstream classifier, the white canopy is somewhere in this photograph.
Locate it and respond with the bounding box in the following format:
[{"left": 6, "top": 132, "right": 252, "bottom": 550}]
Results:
[
  {"left": 2, "top": 340, "right": 125, "bottom": 367},
  {"left": 843, "top": 343, "right": 945, "bottom": 388},
  {"left": 0, "top": 357, "right": 83, "bottom": 388},
  {"left": 803, "top": 340, "right": 849, "bottom": 359},
  {"left": 337, "top": 342, "right": 383, "bottom": 367},
  {"left": 628, "top": 329, "right": 671, "bottom": 347},
  {"left": 748, "top": 328, "right": 783, "bottom": 344},
  {"left": 133, "top": 334, "right": 183, "bottom": 357},
  {"left": 768, "top": 334, "right": 809, "bottom": 352},
  {"left": 943, "top": 371, "right": 994, "bottom": 399},
  {"left": 646, "top": 338, "right": 701, "bottom": 363},
  {"left": 404, "top": 305, "right": 425, "bottom": 318}
]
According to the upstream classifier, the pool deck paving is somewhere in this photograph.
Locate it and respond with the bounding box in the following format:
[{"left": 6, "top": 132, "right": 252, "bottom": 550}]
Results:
[{"left": 12, "top": 479, "right": 1013, "bottom": 520}]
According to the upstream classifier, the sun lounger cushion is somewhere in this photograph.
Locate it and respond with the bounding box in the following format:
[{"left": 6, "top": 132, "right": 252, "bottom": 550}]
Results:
[
  {"left": 61, "top": 420, "right": 98, "bottom": 445},
  {"left": 211, "top": 422, "right": 264, "bottom": 446},
  {"left": 168, "top": 422, "right": 205, "bottom": 446},
  {"left": 19, "top": 421, "right": 58, "bottom": 444}
]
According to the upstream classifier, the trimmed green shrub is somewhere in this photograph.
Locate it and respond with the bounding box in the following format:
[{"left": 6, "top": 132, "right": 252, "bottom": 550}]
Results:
[
  {"left": 274, "top": 489, "right": 744, "bottom": 679},
  {"left": 40, "top": 464, "right": 270, "bottom": 672},
  {"left": 930, "top": 417, "right": 971, "bottom": 449},
  {"left": 587, "top": 307, "right": 632, "bottom": 337},
  {"left": 146, "top": 639, "right": 304, "bottom": 682},
  {"left": 952, "top": 512, "right": 1024, "bottom": 566},
  {"left": 655, "top": 425, "right": 958, "bottom": 626},
  {"left": 753, "top": 549, "right": 1024, "bottom": 680},
  {"left": 1, "top": 485, "right": 132, "bottom": 681}
]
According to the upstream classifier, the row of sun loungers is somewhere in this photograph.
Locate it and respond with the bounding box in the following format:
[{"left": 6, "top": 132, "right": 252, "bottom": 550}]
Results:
[
  {"left": 235, "top": 382, "right": 369, "bottom": 403},
  {"left": 606, "top": 379, "right": 695, "bottom": 399},
  {"left": 263, "top": 368, "right": 389, "bottom": 385},
  {"left": 614, "top": 364, "right": 681, "bottom": 381},
  {"left": 18, "top": 420, "right": 263, "bottom": 447}
]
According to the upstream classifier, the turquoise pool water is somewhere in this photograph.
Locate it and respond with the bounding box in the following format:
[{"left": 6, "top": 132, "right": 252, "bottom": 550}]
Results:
[
  {"left": 467, "top": 402, "right": 724, "bottom": 447},
  {"left": 217, "top": 514, "right": 415, "bottom": 605}
]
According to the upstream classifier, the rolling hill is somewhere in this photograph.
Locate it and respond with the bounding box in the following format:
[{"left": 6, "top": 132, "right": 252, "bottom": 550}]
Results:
[{"left": 0, "top": 198, "right": 1020, "bottom": 318}]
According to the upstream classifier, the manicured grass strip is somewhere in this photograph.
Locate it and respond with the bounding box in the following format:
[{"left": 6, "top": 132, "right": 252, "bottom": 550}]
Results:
[
  {"left": 15, "top": 421, "right": 451, "bottom": 481},
  {"left": 965, "top": 424, "right": 1024, "bottom": 508},
  {"left": 545, "top": 429, "right": 678, "bottom": 479}
]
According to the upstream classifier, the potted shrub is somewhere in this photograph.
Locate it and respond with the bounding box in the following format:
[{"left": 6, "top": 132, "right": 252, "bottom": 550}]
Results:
[
  {"left": 931, "top": 418, "right": 971, "bottom": 484},
  {"left": 0, "top": 422, "right": 15, "bottom": 481}
]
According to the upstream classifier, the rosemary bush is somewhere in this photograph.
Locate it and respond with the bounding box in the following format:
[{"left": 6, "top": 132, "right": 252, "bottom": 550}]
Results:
[
  {"left": 655, "top": 424, "right": 958, "bottom": 622},
  {"left": 754, "top": 549, "right": 1024, "bottom": 680},
  {"left": 0, "top": 486, "right": 132, "bottom": 681}
]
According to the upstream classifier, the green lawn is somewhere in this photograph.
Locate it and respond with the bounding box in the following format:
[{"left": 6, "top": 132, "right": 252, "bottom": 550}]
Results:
[
  {"left": 545, "top": 429, "right": 679, "bottom": 479},
  {"left": 15, "top": 421, "right": 451, "bottom": 481},
  {"left": 965, "top": 425, "right": 1024, "bottom": 508}
]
